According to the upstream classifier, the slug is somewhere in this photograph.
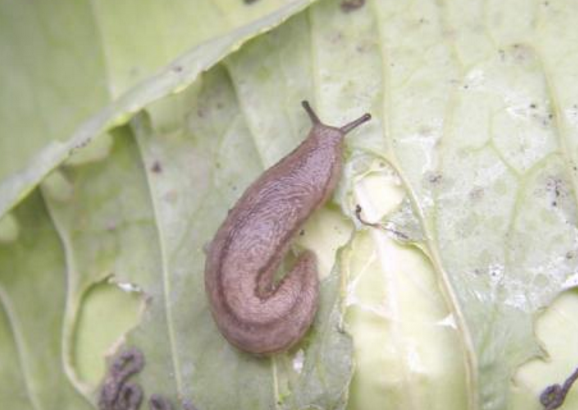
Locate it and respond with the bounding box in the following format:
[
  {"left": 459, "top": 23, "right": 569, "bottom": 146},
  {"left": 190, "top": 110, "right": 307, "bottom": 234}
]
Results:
[{"left": 204, "top": 101, "right": 371, "bottom": 354}]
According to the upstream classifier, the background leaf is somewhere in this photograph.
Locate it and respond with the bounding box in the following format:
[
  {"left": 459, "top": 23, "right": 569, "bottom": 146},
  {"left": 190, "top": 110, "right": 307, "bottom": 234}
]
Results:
[
  {"left": 0, "top": 192, "right": 93, "bottom": 410},
  {"left": 2, "top": 0, "right": 578, "bottom": 409},
  {"left": 0, "top": 0, "right": 314, "bottom": 218}
]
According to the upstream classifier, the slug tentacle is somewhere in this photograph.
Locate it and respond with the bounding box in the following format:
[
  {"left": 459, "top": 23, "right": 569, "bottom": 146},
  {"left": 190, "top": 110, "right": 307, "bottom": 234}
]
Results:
[
  {"left": 302, "top": 100, "right": 321, "bottom": 125},
  {"left": 341, "top": 113, "right": 372, "bottom": 134},
  {"left": 205, "top": 101, "right": 371, "bottom": 354}
]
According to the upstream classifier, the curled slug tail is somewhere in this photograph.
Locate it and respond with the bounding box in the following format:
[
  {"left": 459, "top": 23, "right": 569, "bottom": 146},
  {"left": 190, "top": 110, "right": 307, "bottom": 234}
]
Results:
[
  {"left": 340, "top": 112, "right": 372, "bottom": 134},
  {"left": 252, "top": 250, "right": 320, "bottom": 354},
  {"left": 217, "top": 250, "right": 320, "bottom": 355},
  {"left": 302, "top": 100, "right": 322, "bottom": 125}
]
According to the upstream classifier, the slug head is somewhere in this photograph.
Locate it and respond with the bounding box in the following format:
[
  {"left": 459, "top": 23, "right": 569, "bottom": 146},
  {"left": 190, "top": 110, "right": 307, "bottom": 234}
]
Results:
[{"left": 301, "top": 100, "right": 371, "bottom": 142}]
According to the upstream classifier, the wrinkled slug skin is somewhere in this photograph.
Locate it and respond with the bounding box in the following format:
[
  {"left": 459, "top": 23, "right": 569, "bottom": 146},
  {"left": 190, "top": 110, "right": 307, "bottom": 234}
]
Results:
[{"left": 204, "top": 102, "right": 371, "bottom": 354}]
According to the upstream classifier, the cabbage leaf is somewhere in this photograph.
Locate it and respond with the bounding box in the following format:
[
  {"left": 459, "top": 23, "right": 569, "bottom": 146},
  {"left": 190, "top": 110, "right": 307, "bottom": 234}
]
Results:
[{"left": 2, "top": 0, "right": 578, "bottom": 409}]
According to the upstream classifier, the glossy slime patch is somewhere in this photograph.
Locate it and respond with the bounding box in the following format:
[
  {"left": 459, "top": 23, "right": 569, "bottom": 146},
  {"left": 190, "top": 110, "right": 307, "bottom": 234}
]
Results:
[{"left": 204, "top": 101, "right": 371, "bottom": 354}]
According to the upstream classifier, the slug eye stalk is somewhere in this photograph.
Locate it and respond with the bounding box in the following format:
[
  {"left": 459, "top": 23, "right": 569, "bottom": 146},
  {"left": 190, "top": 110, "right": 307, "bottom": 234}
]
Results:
[{"left": 301, "top": 100, "right": 371, "bottom": 134}]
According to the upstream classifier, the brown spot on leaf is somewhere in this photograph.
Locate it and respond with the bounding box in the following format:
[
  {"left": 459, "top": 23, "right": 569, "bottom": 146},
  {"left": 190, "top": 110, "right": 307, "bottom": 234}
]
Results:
[
  {"left": 150, "top": 395, "right": 173, "bottom": 410},
  {"left": 427, "top": 173, "right": 443, "bottom": 185},
  {"left": 469, "top": 187, "right": 485, "bottom": 200},
  {"left": 151, "top": 161, "right": 163, "bottom": 174},
  {"left": 182, "top": 400, "right": 198, "bottom": 410},
  {"left": 341, "top": 0, "right": 365, "bottom": 13},
  {"left": 546, "top": 176, "right": 567, "bottom": 207}
]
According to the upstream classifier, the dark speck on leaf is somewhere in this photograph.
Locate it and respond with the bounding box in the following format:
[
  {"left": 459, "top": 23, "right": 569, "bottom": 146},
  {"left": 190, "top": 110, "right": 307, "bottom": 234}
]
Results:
[
  {"left": 427, "top": 173, "right": 443, "bottom": 184},
  {"left": 151, "top": 161, "right": 162, "bottom": 174},
  {"left": 150, "top": 395, "right": 173, "bottom": 410},
  {"left": 299, "top": 229, "right": 305, "bottom": 236},
  {"left": 547, "top": 177, "right": 564, "bottom": 198},
  {"left": 341, "top": 0, "right": 365, "bottom": 13},
  {"left": 74, "top": 139, "right": 90, "bottom": 150},
  {"left": 545, "top": 177, "right": 569, "bottom": 208},
  {"left": 244, "top": 0, "right": 259, "bottom": 4},
  {"left": 469, "top": 187, "right": 484, "bottom": 200},
  {"left": 172, "top": 65, "right": 183, "bottom": 73},
  {"left": 182, "top": 400, "right": 198, "bottom": 410}
]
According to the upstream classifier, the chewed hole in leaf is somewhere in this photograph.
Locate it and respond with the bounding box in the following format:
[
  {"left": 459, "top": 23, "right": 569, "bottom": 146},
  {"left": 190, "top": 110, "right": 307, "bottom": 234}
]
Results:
[
  {"left": 511, "top": 288, "right": 578, "bottom": 409},
  {"left": 73, "top": 279, "right": 144, "bottom": 387}
]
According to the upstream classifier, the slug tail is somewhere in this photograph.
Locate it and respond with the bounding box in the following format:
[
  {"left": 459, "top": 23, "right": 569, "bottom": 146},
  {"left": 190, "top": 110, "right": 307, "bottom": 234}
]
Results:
[{"left": 253, "top": 250, "right": 319, "bottom": 354}]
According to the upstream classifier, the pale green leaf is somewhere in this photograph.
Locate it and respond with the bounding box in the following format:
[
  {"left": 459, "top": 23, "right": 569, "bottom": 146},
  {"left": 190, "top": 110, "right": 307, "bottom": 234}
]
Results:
[
  {"left": 0, "top": 0, "right": 108, "bottom": 208},
  {"left": 3, "top": 0, "right": 578, "bottom": 409},
  {"left": 0, "top": 0, "right": 315, "bottom": 219},
  {"left": 0, "top": 192, "right": 93, "bottom": 410},
  {"left": 220, "top": 0, "right": 578, "bottom": 408},
  {"left": 510, "top": 289, "right": 578, "bottom": 410}
]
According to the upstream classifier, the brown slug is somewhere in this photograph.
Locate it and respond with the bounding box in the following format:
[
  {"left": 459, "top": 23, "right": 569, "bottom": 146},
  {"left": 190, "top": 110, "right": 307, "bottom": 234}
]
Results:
[{"left": 204, "top": 101, "right": 371, "bottom": 354}]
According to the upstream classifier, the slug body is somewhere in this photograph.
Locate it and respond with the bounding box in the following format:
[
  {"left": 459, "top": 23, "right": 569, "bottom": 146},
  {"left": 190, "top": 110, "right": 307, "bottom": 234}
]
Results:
[{"left": 205, "top": 101, "right": 371, "bottom": 354}]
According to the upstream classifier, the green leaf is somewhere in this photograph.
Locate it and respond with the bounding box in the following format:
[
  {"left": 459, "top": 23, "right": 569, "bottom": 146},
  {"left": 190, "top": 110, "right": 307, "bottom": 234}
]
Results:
[
  {"left": 88, "top": 0, "right": 323, "bottom": 97},
  {"left": 44, "top": 125, "right": 178, "bottom": 402},
  {"left": 134, "top": 61, "right": 355, "bottom": 408},
  {"left": 0, "top": 192, "right": 92, "bottom": 410},
  {"left": 342, "top": 163, "right": 468, "bottom": 410},
  {"left": 41, "top": 64, "right": 353, "bottom": 409},
  {"left": 3, "top": 0, "right": 578, "bottom": 409},
  {"left": 0, "top": 0, "right": 315, "bottom": 219},
  {"left": 219, "top": 0, "right": 578, "bottom": 408},
  {"left": 0, "top": 0, "right": 109, "bottom": 208}
]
